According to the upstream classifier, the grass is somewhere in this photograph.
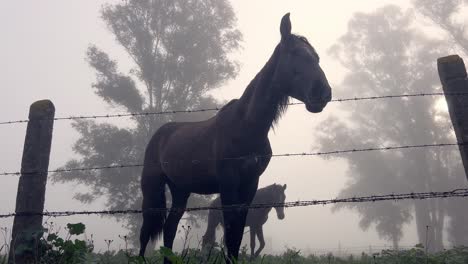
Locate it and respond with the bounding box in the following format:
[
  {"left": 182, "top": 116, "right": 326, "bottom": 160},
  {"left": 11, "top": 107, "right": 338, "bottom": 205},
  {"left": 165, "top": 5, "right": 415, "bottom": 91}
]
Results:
[
  {"left": 1, "top": 223, "right": 468, "bottom": 263},
  {"left": 3, "top": 246, "right": 468, "bottom": 263}
]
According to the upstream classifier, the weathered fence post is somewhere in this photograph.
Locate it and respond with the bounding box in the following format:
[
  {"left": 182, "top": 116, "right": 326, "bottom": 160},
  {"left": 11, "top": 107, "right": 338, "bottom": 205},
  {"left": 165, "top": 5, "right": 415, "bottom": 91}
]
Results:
[
  {"left": 8, "top": 100, "right": 55, "bottom": 264},
  {"left": 438, "top": 55, "right": 468, "bottom": 182}
]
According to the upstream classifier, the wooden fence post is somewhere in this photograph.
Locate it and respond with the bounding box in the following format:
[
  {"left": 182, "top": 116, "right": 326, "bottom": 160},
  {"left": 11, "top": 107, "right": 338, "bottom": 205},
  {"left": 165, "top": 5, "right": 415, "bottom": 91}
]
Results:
[
  {"left": 8, "top": 100, "right": 55, "bottom": 264},
  {"left": 437, "top": 55, "right": 468, "bottom": 182}
]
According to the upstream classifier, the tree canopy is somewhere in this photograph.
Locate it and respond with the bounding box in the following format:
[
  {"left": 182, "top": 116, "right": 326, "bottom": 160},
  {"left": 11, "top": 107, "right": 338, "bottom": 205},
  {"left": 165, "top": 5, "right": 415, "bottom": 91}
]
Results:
[
  {"left": 53, "top": 0, "right": 242, "bottom": 244},
  {"left": 317, "top": 2, "right": 468, "bottom": 250}
]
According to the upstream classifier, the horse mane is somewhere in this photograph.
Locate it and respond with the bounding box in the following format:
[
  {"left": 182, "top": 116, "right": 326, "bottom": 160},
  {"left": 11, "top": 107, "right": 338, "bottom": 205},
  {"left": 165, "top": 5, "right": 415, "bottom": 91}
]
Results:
[
  {"left": 240, "top": 44, "right": 290, "bottom": 128},
  {"left": 240, "top": 34, "right": 319, "bottom": 129},
  {"left": 219, "top": 99, "right": 238, "bottom": 112},
  {"left": 263, "top": 183, "right": 282, "bottom": 192},
  {"left": 267, "top": 44, "right": 290, "bottom": 127},
  {"left": 295, "top": 34, "right": 320, "bottom": 61},
  {"left": 253, "top": 183, "right": 283, "bottom": 204},
  {"left": 272, "top": 92, "right": 290, "bottom": 127},
  {"left": 271, "top": 34, "right": 320, "bottom": 126},
  {"left": 262, "top": 183, "right": 279, "bottom": 190}
]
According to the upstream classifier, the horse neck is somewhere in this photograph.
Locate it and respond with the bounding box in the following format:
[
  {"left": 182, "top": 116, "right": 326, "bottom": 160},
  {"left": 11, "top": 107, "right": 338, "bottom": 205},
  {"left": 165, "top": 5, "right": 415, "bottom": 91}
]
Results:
[
  {"left": 253, "top": 186, "right": 277, "bottom": 210},
  {"left": 238, "top": 44, "right": 288, "bottom": 136}
]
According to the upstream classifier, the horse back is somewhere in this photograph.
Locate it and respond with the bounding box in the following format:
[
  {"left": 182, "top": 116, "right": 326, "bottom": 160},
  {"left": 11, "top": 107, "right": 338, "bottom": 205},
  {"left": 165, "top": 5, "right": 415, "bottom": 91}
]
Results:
[
  {"left": 144, "top": 99, "right": 272, "bottom": 193},
  {"left": 144, "top": 118, "right": 221, "bottom": 192}
]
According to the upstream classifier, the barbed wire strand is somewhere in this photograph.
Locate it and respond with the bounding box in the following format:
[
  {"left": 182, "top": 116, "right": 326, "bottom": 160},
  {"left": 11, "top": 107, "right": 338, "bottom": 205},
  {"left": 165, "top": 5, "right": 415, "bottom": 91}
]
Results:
[
  {"left": 1, "top": 92, "right": 465, "bottom": 125},
  {"left": 1, "top": 188, "right": 467, "bottom": 218},
  {"left": 0, "top": 142, "right": 463, "bottom": 176}
]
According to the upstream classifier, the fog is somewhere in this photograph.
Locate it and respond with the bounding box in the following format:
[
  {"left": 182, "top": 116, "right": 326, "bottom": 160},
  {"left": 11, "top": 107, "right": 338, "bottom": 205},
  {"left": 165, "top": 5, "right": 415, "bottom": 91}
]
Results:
[{"left": 1, "top": 0, "right": 467, "bottom": 257}]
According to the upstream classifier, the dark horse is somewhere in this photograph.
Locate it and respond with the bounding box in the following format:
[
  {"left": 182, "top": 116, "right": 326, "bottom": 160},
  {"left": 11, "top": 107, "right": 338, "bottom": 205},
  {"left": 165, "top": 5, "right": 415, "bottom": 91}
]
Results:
[
  {"left": 139, "top": 13, "right": 332, "bottom": 262},
  {"left": 202, "top": 184, "right": 287, "bottom": 259}
]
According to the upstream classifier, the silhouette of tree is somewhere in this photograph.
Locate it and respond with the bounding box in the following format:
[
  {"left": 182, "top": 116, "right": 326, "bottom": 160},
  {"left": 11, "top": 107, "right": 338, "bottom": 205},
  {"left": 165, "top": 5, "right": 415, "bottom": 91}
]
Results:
[
  {"left": 317, "top": 4, "right": 467, "bottom": 250},
  {"left": 52, "top": 0, "right": 241, "bottom": 244},
  {"left": 413, "top": 0, "right": 468, "bottom": 247}
]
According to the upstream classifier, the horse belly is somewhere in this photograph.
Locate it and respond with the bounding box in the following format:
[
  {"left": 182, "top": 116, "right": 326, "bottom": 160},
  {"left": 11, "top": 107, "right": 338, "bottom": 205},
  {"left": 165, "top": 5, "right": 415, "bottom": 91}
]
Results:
[
  {"left": 246, "top": 210, "right": 268, "bottom": 227},
  {"left": 239, "top": 155, "right": 270, "bottom": 179},
  {"left": 163, "top": 161, "right": 219, "bottom": 194}
]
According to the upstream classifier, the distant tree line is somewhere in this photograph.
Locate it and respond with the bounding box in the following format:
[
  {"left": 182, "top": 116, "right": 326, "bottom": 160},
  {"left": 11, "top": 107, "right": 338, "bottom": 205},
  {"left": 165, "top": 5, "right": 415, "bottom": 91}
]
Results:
[{"left": 317, "top": 0, "right": 468, "bottom": 251}]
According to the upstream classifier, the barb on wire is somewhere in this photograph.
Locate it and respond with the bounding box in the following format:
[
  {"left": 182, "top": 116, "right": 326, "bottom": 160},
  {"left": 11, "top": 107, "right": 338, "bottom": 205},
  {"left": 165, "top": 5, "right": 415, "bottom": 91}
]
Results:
[
  {"left": 0, "top": 142, "right": 463, "bottom": 176},
  {"left": 1, "top": 188, "right": 467, "bottom": 218},
  {"left": 1, "top": 92, "right": 466, "bottom": 125},
  {"left": 0, "top": 163, "right": 144, "bottom": 176},
  {"left": 0, "top": 107, "right": 223, "bottom": 125}
]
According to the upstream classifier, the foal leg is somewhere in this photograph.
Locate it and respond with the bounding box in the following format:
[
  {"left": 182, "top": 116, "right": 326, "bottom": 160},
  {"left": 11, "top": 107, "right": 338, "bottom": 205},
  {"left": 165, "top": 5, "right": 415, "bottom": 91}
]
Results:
[
  {"left": 249, "top": 227, "right": 257, "bottom": 260},
  {"left": 162, "top": 190, "right": 189, "bottom": 264},
  {"left": 254, "top": 226, "right": 265, "bottom": 258},
  {"left": 202, "top": 209, "right": 221, "bottom": 248}
]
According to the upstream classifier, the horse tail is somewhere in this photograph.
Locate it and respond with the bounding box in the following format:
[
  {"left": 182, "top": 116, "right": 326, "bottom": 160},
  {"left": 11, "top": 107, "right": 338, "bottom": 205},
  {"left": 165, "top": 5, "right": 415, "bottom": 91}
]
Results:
[
  {"left": 139, "top": 149, "right": 167, "bottom": 256},
  {"left": 202, "top": 198, "right": 221, "bottom": 248}
]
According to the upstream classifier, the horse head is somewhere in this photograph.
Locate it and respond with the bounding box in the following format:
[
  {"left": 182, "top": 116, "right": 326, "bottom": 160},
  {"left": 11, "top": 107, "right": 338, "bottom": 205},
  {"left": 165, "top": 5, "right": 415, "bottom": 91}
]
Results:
[
  {"left": 276, "top": 13, "right": 332, "bottom": 113},
  {"left": 272, "top": 183, "right": 287, "bottom": 220}
]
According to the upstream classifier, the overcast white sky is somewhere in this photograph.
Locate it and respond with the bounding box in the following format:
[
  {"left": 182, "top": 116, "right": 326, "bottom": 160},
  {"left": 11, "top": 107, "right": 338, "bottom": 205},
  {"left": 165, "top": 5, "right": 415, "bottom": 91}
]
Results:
[{"left": 1, "top": 0, "right": 452, "bottom": 254}]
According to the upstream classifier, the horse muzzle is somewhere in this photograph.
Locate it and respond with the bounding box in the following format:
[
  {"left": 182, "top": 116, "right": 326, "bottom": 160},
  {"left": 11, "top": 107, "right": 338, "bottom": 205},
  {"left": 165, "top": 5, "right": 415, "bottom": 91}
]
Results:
[
  {"left": 277, "top": 211, "right": 285, "bottom": 220},
  {"left": 305, "top": 87, "right": 331, "bottom": 113},
  {"left": 306, "top": 102, "right": 327, "bottom": 113}
]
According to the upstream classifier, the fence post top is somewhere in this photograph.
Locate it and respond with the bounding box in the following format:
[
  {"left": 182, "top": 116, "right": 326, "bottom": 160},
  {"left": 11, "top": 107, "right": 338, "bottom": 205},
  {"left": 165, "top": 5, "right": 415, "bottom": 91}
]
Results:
[
  {"left": 437, "top": 54, "right": 467, "bottom": 83},
  {"left": 437, "top": 54, "right": 462, "bottom": 64},
  {"left": 29, "top": 100, "right": 55, "bottom": 120}
]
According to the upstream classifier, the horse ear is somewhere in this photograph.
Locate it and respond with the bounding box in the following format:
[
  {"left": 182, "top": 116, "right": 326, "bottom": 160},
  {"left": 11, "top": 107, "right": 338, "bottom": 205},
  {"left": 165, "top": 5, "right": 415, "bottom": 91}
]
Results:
[
  {"left": 283, "top": 184, "right": 287, "bottom": 190},
  {"left": 280, "top": 13, "right": 292, "bottom": 40}
]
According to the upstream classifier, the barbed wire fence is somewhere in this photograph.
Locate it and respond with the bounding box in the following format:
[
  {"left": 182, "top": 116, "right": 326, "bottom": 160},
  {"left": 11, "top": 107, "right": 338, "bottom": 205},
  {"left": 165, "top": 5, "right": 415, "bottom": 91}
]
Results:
[
  {"left": 2, "top": 87, "right": 468, "bottom": 258},
  {"left": 1, "top": 188, "right": 467, "bottom": 219},
  {"left": 0, "top": 92, "right": 467, "bottom": 212},
  {"left": 1, "top": 91, "right": 467, "bottom": 125},
  {"left": 0, "top": 142, "right": 464, "bottom": 176}
]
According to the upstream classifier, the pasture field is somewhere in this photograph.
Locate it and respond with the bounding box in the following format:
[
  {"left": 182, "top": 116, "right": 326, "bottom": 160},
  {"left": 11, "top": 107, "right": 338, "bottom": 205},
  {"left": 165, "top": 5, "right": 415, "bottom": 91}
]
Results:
[
  {"left": 1, "top": 223, "right": 468, "bottom": 263},
  {"left": 2, "top": 246, "right": 468, "bottom": 263}
]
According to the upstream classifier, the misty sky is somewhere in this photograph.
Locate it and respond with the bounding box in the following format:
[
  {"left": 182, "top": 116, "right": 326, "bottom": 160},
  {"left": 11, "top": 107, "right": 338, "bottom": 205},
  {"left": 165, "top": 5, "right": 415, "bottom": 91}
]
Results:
[{"left": 2, "top": 0, "right": 462, "bottom": 254}]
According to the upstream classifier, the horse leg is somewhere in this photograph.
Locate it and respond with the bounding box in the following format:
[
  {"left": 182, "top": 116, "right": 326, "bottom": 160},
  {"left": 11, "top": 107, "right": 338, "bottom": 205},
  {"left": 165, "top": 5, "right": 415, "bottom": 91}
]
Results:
[
  {"left": 202, "top": 207, "right": 220, "bottom": 249},
  {"left": 254, "top": 225, "right": 265, "bottom": 258},
  {"left": 249, "top": 227, "right": 257, "bottom": 260},
  {"left": 162, "top": 189, "right": 189, "bottom": 264},
  {"left": 139, "top": 164, "right": 167, "bottom": 257},
  {"left": 220, "top": 192, "right": 245, "bottom": 262},
  {"left": 220, "top": 177, "right": 259, "bottom": 261}
]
